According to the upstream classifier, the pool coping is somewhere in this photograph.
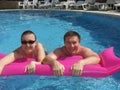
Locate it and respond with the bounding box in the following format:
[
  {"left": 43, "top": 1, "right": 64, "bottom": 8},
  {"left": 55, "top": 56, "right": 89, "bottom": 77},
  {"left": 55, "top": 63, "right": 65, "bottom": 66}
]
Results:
[{"left": 0, "top": 9, "right": 120, "bottom": 16}]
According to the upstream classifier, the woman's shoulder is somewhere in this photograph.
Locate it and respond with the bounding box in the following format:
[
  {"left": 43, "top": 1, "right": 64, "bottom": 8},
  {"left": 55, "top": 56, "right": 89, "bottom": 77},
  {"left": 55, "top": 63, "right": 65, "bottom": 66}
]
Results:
[
  {"left": 13, "top": 47, "right": 21, "bottom": 53},
  {"left": 36, "top": 42, "right": 44, "bottom": 48},
  {"left": 13, "top": 47, "right": 24, "bottom": 58},
  {"left": 36, "top": 42, "right": 42, "bottom": 45}
]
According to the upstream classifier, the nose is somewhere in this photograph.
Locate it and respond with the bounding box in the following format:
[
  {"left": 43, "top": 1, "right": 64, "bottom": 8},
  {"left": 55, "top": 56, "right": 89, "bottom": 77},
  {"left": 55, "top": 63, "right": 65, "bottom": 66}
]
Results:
[
  {"left": 26, "top": 43, "right": 30, "bottom": 47},
  {"left": 70, "top": 43, "right": 74, "bottom": 48}
]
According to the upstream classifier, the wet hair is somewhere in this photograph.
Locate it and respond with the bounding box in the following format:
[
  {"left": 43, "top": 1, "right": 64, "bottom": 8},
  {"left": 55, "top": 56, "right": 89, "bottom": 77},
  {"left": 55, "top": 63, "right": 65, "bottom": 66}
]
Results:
[
  {"left": 21, "top": 30, "right": 36, "bottom": 41},
  {"left": 64, "top": 30, "right": 81, "bottom": 42}
]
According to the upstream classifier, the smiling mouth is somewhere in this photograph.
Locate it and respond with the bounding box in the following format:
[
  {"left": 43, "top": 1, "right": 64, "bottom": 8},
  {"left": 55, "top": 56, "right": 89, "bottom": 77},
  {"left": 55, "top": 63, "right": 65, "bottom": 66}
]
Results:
[{"left": 70, "top": 49, "right": 76, "bottom": 54}]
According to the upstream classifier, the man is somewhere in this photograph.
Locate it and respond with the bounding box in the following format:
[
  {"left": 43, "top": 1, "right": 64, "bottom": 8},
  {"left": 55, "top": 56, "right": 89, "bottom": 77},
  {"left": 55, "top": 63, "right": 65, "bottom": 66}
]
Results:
[{"left": 43, "top": 30, "right": 100, "bottom": 76}]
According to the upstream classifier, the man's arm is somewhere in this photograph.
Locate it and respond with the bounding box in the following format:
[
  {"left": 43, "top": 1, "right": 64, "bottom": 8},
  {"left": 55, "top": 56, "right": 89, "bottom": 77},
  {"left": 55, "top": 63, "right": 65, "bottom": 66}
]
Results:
[
  {"left": 71, "top": 47, "right": 100, "bottom": 76},
  {"left": 43, "top": 49, "right": 65, "bottom": 76}
]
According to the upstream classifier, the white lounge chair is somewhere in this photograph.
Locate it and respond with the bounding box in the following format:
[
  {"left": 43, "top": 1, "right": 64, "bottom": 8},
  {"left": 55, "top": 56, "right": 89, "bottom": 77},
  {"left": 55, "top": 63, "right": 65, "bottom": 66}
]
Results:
[
  {"left": 38, "top": 0, "right": 52, "bottom": 9},
  {"left": 94, "top": 1, "right": 107, "bottom": 10},
  {"left": 94, "top": 0, "right": 116, "bottom": 10},
  {"left": 73, "top": 1, "right": 85, "bottom": 9},
  {"left": 114, "top": 0, "right": 120, "bottom": 10},
  {"left": 82, "top": 0, "right": 96, "bottom": 10},
  {"left": 51, "top": 0, "right": 59, "bottom": 7},
  {"left": 63, "top": 0, "right": 76, "bottom": 9},
  {"left": 18, "top": 0, "right": 28, "bottom": 9},
  {"left": 27, "top": 0, "right": 38, "bottom": 9},
  {"left": 106, "top": 0, "right": 116, "bottom": 10},
  {"left": 68, "top": 0, "right": 76, "bottom": 9},
  {"left": 114, "top": 3, "right": 120, "bottom": 10},
  {"left": 54, "top": 1, "right": 66, "bottom": 9}
]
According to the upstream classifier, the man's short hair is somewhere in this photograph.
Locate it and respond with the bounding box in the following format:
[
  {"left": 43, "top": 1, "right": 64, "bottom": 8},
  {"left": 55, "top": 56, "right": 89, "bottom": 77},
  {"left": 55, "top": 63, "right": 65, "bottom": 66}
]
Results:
[{"left": 64, "top": 30, "right": 81, "bottom": 42}]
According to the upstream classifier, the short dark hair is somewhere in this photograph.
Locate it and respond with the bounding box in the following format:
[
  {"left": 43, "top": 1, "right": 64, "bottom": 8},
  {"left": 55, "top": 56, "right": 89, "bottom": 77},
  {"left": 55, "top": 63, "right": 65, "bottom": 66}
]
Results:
[
  {"left": 21, "top": 30, "right": 36, "bottom": 41},
  {"left": 64, "top": 30, "right": 81, "bottom": 42}
]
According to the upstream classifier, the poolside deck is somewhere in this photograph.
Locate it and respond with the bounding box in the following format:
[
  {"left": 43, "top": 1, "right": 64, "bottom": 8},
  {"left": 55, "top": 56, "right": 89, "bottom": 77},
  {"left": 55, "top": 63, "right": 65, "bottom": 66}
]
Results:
[{"left": 0, "top": 0, "right": 120, "bottom": 16}]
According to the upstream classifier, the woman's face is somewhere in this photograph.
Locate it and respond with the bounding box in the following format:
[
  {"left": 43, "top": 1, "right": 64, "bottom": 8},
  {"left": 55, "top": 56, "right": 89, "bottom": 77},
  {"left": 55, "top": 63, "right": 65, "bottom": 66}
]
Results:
[
  {"left": 64, "top": 36, "right": 80, "bottom": 55},
  {"left": 21, "top": 34, "right": 36, "bottom": 54}
]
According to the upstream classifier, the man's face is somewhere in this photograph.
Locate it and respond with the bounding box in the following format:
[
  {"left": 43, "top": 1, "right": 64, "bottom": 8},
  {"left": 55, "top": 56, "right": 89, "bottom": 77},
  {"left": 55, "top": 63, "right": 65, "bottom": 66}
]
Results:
[{"left": 64, "top": 36, "right": 80, "bottom": 55}]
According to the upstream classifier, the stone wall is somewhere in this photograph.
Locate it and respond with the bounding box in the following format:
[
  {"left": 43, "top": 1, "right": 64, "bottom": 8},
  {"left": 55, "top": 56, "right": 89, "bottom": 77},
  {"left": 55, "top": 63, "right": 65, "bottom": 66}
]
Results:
[
  {"left": 96, "top": 0, "right": 107, "bottom": 3},
  {"left": 0, "top": 1, "right": 19, "bottom": 9}
]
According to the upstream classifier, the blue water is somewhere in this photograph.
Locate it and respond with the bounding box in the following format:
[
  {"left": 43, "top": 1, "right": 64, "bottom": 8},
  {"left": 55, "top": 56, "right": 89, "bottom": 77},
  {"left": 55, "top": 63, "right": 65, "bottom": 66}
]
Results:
[{"left": 0, "top": 10, "right": 120, "bottom": 90}]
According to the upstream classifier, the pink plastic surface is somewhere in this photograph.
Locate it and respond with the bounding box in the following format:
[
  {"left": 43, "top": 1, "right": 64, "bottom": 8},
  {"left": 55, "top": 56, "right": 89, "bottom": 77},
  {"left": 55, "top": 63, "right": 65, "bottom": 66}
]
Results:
[{"left": 0, "top": 47, "right": 120, "bottom": 78}]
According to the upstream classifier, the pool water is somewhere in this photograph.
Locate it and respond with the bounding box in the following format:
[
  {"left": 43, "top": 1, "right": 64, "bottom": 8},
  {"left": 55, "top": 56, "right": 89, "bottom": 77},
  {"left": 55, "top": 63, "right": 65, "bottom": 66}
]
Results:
[{"left": 0, "top": 10, "right": 120, "bottom": 90}]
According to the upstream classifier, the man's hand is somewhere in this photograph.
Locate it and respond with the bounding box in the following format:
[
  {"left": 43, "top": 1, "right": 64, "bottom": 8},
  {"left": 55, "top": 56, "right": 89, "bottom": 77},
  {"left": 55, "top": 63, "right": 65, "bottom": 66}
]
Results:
[
  {"left": 71, "top": 61, "right": 84, "bottom": 76},
  {"left": 0, "top": 66, "right": 4, "bottom": 75},
  {"left": 52, "top": 61, "right": 65, "bottom": 76}
]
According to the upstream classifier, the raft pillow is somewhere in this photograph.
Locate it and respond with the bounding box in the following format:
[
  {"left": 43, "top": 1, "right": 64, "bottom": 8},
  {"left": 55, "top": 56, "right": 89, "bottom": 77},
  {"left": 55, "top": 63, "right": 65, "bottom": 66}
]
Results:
[{"left": 99, "top": 46, "right": 120, "bottom": 67}]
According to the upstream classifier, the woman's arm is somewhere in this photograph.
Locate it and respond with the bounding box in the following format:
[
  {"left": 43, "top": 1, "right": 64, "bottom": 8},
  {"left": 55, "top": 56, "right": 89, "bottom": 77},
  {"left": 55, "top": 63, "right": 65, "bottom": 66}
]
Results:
[
  {"left": 36, "top": 42, "right": 46, "bottom": 63},
  {"left": 24, "top": 42, "right": 46, "bottom": 74},
  {"left": 0, "top": 51, "right": 17, "bottom": 74}
]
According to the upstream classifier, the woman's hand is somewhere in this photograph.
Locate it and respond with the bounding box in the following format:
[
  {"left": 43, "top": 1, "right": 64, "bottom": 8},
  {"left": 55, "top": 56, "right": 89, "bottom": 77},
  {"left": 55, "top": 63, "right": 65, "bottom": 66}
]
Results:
[{"left": 25, "top": 61, "right": 40, "bottom": 74}]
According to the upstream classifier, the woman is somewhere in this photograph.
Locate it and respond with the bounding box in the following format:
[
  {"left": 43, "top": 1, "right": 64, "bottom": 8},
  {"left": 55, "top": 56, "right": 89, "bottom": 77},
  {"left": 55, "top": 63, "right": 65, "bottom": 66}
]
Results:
[{"left": 0, "top": 30, "right": 46, "bottom": 74}]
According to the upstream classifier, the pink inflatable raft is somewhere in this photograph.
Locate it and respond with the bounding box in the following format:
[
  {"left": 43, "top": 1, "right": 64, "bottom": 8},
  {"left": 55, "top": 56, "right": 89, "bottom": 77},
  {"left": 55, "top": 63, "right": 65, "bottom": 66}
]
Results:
[{"left": 0, "top": 47, "right": 120, "bottom": 78}]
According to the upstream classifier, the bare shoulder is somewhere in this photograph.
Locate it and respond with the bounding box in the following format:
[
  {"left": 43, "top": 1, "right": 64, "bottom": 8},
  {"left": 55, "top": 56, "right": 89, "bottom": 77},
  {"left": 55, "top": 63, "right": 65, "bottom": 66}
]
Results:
[
  {"left": 1, "top": 47, "right": 22, "bottom": 61},
  {"left": 36, "top": 42, "right": 45, "bottom": 50},
  {"left": 48, "top": 47, "right": 63, "bottom": 59},
  {"left": 80, "top": 46, "right": 98, "bottom": 56},
  {"left": 36, "top": 42, "right": 43, "bottom": 47},
  {"left": 13, "top": 47, "right": 23, "bottom": 59},
  {"left": 54, "top": 47, "right": 62, "bottom": 53},
  {"left": 80, "top": 46, "right": 93, "bottom": 52}
]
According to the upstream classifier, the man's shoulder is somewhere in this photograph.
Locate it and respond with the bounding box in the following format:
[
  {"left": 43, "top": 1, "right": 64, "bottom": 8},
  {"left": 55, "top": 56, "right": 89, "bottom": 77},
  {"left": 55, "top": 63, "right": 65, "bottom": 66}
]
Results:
[
  {"left": 79, "top": 46, "right": 92, "bottom": 52},
  {"left": 54, "top": 46, "right": 63, "bottom": 52}
]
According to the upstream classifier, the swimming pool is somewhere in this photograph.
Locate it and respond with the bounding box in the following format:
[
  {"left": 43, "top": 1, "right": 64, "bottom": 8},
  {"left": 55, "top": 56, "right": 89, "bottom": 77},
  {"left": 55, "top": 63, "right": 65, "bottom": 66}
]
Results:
[{"left": 0, "top": 10, "right": 120, "bottom": 90}]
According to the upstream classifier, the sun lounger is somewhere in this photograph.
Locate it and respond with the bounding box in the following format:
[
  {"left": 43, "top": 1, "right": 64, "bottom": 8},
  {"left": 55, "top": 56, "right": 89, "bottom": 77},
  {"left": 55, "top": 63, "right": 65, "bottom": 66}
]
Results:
[
  {"left": 72, "top": 1, "right": 85, "bottom": 9},
  {"left": 38, "top": 0, "right": 52, "bottom": 9},
  {"left": 18, "top": 0, "right": 28, "bottom": 9},
  {"left": 94, "top": 0, "right": 116, "bottom": 10},
  {"left": 27, "top": 0, "right": 38, "bottom": 9},
  {"left": 114, "top": 0, "right": 120, "bottom": 10},
  {"left": 82, "top": 0, "right": 96, "bottom": 10},
  {"left": 63, "top": 0, "right": 76, "bottom": 9},
  {"left": 54, "top": 1, "right": 66, "bottom": 9}
]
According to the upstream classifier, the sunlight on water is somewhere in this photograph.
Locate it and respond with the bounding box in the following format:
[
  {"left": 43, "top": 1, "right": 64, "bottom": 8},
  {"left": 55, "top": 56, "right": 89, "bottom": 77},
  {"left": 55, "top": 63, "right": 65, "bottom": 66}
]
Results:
[{"left": 0, "top": 75, "right": 120, "bottom": 90}]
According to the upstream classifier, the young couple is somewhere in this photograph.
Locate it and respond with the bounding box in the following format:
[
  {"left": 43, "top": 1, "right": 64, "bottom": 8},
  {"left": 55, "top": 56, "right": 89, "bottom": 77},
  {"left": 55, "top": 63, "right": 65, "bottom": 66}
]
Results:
[{"left": 0, "top": 30, "right": 100, "bottom": 76}]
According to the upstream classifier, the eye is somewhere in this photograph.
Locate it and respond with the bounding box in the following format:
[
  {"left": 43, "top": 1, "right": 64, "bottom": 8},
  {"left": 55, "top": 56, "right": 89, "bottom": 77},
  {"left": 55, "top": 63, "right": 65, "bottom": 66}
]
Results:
[
  {"left": 73, "top": 41, "right": 77, "bottom": 44},
  {"left": 21, "top": 40, "right": 35, "bottom": 44}
]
